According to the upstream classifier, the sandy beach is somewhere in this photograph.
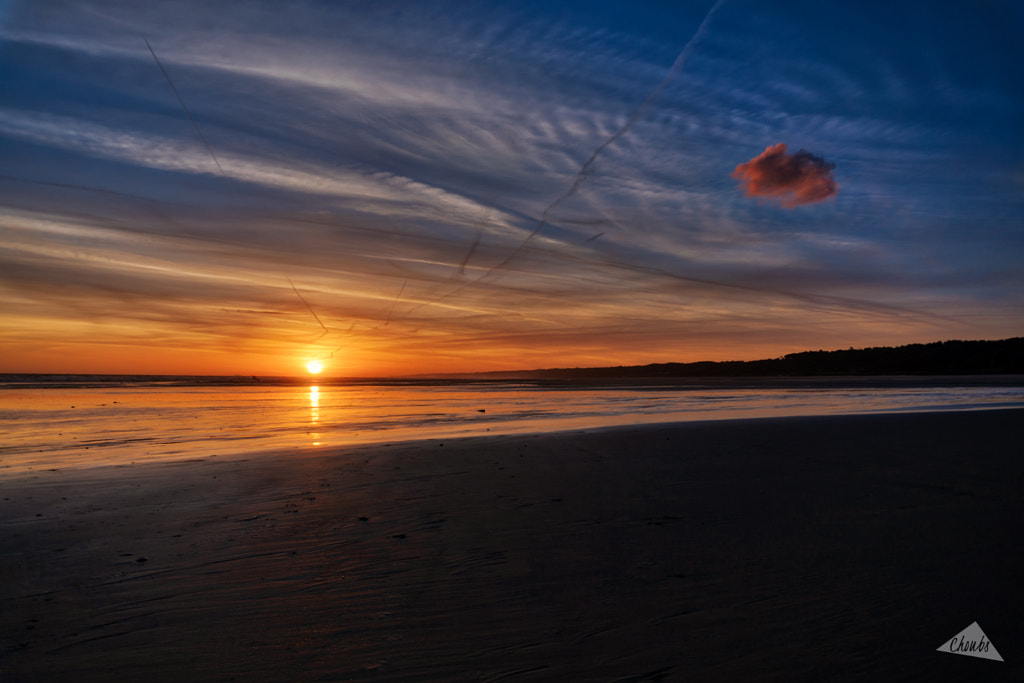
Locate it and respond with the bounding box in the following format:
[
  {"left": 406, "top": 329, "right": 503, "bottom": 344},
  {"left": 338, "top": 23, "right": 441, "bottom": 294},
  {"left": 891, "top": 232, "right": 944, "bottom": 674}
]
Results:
[{"left": 2, "top": 408, "right": 1021, "bottom": 681}]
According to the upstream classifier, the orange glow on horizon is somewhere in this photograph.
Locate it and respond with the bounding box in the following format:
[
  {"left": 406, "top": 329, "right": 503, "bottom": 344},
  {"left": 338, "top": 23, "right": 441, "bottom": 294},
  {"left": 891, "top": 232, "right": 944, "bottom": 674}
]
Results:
[{"left": 0, "top": 313, "right": 1001, "bottom": 378}]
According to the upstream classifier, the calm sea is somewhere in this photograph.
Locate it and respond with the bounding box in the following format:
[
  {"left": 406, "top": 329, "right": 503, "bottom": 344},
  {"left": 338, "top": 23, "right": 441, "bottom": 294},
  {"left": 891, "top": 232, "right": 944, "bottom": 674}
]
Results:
[{"left": 2, "top": 376, "right": 1022, "bottom": 473}]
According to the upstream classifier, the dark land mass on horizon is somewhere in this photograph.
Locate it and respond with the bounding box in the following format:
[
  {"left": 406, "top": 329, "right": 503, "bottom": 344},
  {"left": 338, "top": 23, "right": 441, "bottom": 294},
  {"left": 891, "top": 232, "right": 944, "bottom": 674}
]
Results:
[
  {"left": 1, "top": 338, "right": 1022, "bottom": 386},
  {"left": 430, "top": 337, "right": 1024, "bottom": 380}
]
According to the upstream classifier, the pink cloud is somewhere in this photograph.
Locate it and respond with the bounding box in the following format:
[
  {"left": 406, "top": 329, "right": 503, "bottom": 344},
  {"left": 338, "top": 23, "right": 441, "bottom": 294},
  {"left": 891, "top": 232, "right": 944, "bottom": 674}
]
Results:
[{"left": 733, "top": 143, "right": 839, "bottom": 207}]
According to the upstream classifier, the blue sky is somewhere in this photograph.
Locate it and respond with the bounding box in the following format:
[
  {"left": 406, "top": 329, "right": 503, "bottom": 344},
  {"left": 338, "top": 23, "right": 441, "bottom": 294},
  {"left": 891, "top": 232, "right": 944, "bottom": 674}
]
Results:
[{"left": 1, "top": 0, "right": 1022, "bottom": 374}]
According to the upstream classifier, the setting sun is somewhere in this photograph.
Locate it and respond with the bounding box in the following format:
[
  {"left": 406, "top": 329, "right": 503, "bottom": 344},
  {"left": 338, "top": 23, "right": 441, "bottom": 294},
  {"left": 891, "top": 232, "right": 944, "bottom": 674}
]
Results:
[{"left": 306, "top": 361, "right": 323, "bottom": 374}]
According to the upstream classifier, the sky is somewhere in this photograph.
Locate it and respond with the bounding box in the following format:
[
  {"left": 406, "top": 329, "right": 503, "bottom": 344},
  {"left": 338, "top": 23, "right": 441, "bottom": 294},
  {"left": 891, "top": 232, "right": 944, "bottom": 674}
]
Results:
[{"left": 1, "top": 0, "right": 1022, "bottom": 377}]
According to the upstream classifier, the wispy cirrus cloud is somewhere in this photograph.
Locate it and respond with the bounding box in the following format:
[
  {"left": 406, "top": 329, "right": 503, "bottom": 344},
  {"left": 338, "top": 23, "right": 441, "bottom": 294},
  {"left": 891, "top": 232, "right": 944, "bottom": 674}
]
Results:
[
  {"left": 1, "top": 0, "right": 1021, "bottom": 373},
  {"left": 0, "top": 108, "right": 510, "bottom": 231}
]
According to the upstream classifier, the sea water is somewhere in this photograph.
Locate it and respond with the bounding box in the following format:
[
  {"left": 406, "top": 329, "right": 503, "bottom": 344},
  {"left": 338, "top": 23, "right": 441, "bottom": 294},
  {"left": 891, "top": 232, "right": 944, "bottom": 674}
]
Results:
[{"left": 2, "top": 377, "right": 1022, "bottom": 473}]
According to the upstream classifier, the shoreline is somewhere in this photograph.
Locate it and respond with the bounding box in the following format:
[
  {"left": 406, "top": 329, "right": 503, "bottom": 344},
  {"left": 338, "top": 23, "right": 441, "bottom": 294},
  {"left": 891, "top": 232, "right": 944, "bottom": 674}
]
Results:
[
  {"left": 2, "top": 409, "right": 1022, "bottom": 680},
  {"left": 5, "top": 393, "right": 1023, "bottom": 477},
  {"left": 4, "top": 373, "right": 1024, "bottom": 389}
]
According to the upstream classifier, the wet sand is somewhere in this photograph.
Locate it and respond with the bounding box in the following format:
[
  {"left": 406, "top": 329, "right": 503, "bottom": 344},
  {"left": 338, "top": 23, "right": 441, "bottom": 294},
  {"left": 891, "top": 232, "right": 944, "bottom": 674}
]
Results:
[{"left": 2, "top": 409, "right": 1022, "bottom": 681}]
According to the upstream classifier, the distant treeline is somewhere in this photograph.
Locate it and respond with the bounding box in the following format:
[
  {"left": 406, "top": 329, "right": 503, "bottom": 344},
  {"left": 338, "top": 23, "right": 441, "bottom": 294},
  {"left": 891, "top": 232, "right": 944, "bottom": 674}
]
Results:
[{"left": 453, "top": 338, "right": 1024, "bottom": 379}]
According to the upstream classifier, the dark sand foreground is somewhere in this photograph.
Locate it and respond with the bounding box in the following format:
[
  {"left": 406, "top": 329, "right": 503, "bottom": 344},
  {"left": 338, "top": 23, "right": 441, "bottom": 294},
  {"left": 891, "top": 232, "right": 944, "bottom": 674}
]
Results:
[{"left": 2, "top": 409, "right": 1022, "bottom": 682}]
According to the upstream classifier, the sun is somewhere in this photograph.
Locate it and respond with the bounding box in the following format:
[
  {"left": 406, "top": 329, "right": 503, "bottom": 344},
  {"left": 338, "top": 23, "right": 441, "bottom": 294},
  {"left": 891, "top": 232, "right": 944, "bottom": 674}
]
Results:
[{"left": 306, "top": 360, "right": 323, "bottom": 374}]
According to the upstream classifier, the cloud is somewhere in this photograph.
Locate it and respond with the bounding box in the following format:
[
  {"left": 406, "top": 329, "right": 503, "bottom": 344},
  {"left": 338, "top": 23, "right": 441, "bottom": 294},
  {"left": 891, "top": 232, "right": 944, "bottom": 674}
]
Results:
[
  {"left": 0, "top": 108, "right": 508, "bottom": 234},
  {"left": 3, "top": 0, "right": 1020, "bottom": 374},
  {"left": 732, "top": 143, "right": 839, "bottom": 207}
]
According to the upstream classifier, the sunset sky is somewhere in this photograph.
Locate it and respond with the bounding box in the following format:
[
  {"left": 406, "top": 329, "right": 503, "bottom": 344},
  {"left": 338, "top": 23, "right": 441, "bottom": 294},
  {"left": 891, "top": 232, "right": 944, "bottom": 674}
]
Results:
[{"left": 2, "top": 0, "right": 1022, "bottom": 376}]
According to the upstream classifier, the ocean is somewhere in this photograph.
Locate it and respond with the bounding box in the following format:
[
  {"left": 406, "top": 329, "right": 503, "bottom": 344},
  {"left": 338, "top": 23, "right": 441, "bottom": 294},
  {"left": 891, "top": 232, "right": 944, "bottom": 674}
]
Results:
[{"left": 2, "top": 375, "right": 1022, "bottom": 473}]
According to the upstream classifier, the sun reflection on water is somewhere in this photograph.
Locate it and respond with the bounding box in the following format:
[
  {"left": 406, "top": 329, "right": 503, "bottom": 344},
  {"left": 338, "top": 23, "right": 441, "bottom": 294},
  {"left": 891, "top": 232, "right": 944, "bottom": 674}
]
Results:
[
  {"left": 309, "top": 385, "right": 320, "bottom": 445},
  {"left": 2, "top": 382, "right": 1020, "bottom": 474}
]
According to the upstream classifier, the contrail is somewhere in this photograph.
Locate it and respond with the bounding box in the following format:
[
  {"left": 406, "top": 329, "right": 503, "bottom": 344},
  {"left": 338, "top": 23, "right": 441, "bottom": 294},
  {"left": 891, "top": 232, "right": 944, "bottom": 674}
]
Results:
[
  {"left": 392, "top": 0, "right": 728, "bottom": 323},
  {"left": 288, "top": 278, "right": 330, "bottom": 341},
  {"left": 145, "top": 39, "right": 226, "bottom": 177},
  {"left": 454, "top": 204, "right": 492, "bottom": 278},
  {"left": 457, "top": 229, "right": 483, "bottom": 277},
  {"left": 0, "top": 174, "right": 182, "bottom": 205},
  {"left": 485, "top": 0, "right": 728, "bottom": 275},
  {"left": 383, "top": 280, "right": 408, "bottom": 326}
]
